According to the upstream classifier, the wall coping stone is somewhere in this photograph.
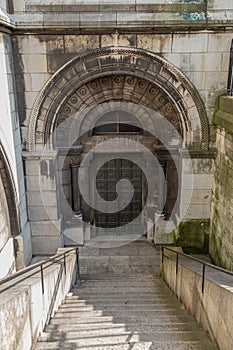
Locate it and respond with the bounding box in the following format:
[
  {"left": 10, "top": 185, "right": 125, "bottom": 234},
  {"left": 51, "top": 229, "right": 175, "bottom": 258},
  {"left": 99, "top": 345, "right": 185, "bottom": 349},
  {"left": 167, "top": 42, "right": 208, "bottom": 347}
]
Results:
[{"left": 214, "top": 96, "right": 233, "bottom": 134}]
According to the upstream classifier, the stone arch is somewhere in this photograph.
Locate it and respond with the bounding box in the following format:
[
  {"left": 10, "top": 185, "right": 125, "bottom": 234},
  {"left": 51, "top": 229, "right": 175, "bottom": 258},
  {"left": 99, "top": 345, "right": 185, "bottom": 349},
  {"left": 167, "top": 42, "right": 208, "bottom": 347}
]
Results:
[
  {"left": 0, "top": 142, "right": 19, "bottom": 239},
  {"left": 28, "top": 47, "right": 209, "bottom": 152}
]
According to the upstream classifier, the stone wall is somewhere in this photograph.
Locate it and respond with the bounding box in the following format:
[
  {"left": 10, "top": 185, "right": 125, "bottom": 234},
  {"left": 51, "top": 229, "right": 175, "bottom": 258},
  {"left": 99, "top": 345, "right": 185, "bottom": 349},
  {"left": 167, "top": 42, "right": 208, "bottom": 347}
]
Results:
[
  {"left": 162, "top": 250, "right": 233, "bottom": 350},
  {"left": 0, "top": 31, "right": 32, "bottom": 269},
  {"left": 15, "top": 31, "right": 230, "bottom": 144},
  {"left": 14, "top": 29, "right": 223, "bottom": 254},
  {"left": 210, "top": 96, "right": 233, "bottom": 270},
  {"left": 0, "top": 248, "right": 78, "bottom": 350},
  {"left": 1, "top": 1, "right": 232, "bottom": 257}
]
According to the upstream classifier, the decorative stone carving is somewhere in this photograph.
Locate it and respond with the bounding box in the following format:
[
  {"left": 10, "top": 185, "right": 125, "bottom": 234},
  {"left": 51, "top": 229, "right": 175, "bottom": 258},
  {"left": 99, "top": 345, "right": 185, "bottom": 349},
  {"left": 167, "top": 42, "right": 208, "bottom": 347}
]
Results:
[{"left": 28, "top": 47, "right": 209, "bottom": 152}]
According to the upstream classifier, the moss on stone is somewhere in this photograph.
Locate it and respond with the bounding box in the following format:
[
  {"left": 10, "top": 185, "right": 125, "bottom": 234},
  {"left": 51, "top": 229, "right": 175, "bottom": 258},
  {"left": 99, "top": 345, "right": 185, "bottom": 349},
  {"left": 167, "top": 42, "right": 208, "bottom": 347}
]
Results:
[{"left": 174, "top": 219, "right": 210, "bottom": 254}]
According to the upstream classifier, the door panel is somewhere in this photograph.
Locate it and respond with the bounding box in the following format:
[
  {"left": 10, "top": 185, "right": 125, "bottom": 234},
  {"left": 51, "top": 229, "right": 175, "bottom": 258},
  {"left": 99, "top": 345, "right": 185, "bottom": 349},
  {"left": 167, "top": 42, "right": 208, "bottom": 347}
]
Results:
[{"left": 93, "top": 157, "right": 143, "bottom": 235}]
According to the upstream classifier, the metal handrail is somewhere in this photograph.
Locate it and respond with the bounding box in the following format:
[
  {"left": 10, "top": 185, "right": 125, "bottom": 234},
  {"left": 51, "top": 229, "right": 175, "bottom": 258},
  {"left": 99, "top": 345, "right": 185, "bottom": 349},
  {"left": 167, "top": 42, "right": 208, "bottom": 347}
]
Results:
[
  {"left": 0, "top": 247, "right": 79, "bottom": 294},
  {"left": 227, "top": 38, "right": 233, "bottom": 96},
  {"left": 161, "top": 246, "right": 233, "bottom": 294}
]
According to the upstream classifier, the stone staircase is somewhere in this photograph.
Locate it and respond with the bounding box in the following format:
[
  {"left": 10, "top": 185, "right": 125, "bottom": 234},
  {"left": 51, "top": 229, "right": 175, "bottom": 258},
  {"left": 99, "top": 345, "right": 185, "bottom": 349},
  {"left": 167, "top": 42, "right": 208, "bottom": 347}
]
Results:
[{"left": 34, "top": 239, "right": 218, "bottom": 350}]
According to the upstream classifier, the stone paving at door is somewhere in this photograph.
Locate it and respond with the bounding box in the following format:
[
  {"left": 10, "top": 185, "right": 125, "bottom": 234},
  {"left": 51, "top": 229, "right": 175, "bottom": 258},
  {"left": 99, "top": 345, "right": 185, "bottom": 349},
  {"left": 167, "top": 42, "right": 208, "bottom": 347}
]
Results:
[{"left": 34, "top": 240, "right": 218, "bottom": 350}]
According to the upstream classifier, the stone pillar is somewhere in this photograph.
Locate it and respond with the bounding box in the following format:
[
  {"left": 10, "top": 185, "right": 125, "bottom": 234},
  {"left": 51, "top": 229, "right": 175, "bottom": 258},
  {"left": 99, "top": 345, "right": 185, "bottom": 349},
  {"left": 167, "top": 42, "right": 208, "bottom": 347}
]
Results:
[
  {"left": 23, "top": 151, "right": 61, "bottom": 255},
  {"left": 13, "top": 235, "right": 25, "bottom": 270},
  {"left": 157, "top": 164, "right": 166, "bottom": 214},
  {"left": 71, "top": 160, "right": 81, "bottom": 214}
]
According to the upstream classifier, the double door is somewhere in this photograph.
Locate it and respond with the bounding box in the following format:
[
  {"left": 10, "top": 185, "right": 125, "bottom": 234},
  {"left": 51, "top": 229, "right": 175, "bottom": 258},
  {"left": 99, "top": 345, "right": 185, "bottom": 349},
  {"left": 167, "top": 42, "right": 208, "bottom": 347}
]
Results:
[{"left": 93, "top": 157, "right": 143, "bottom": 235}]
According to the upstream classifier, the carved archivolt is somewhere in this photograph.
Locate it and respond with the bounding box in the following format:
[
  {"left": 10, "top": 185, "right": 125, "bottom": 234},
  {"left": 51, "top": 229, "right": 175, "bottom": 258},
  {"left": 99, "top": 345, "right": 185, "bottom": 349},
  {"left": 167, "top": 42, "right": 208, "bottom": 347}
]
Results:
[{"left": 28, "top": 47, "right": 209, "bottom": 151}]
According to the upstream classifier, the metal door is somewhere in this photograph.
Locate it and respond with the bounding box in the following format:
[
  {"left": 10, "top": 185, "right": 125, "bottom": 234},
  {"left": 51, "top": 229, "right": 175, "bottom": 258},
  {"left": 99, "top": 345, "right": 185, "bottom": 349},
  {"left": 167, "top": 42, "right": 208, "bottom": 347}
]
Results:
[{"left": 94, "top": 157, "right": 143, "bottom": 235}]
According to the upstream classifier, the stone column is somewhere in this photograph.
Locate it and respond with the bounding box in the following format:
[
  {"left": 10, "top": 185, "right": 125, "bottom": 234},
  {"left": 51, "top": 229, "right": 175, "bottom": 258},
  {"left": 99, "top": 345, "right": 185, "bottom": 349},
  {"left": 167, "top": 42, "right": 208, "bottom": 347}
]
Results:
[
  {"left": 71, "top": 159, "right": 81, "bottom": 214},
  {"left": 157, "top": 164, "right": 166, "bottom": 214}
]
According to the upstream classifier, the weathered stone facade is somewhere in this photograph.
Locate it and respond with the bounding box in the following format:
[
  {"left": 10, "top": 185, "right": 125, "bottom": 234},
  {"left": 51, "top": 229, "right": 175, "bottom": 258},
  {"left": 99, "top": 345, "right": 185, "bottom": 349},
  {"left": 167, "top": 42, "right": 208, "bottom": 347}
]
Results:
[
  {"left": 0, "top": 0, "right": 233, "bottom": 272},
  {"left": 210, "top": 96, "right": 233, "bottom": 270}
]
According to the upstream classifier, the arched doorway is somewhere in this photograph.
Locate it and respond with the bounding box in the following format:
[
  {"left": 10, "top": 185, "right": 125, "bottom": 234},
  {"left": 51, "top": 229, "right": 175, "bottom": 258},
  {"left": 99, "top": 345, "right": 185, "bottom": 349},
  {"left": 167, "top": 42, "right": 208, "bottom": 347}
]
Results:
[{"left": 26, "top": 47, "right": 209, "bottom": 248}]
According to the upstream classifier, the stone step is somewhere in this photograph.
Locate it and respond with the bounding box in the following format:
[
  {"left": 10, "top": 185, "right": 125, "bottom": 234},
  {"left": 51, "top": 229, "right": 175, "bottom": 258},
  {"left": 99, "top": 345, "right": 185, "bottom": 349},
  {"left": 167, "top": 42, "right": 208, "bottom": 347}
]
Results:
[
  {"left": 34, "top": 240, "right": 217, "bottom": 350},
  {"left": 78, "top": 275, "right": 160, "bottom": 280},
  {"left": 73, "top": 289, "right": 172, "bottom": 296},
  {"left": 73, "top": 279, "right": 166, "bottom": 286},
  {"left": 46, "top": 322, "right": 201, "bottom": 333},
  {"left": 54, "top": 310, "right": 192, "bottom": 320},
  {"left": 64, "top": 298, "right": 176, "bottom": 305},
  {"left": 75, "top": 280, "right": 168, "bottom": 288},
  {"left": 58, "top": 303, "right": 185, "bottom": 312},
  {"left": 39, "top": 330, "right": 210, "bottom": 343},
  {"left": 50, "top": 315, "right": 197, "bottom": 325},
  {"left": 75, "top": 286, "right": 166, "bottom": 292},
  {"left": 78, "top": 245, "right": 159, "bottom": 255},
  {"left": 80, "top": 264, "right": 158, "bottom": 275},
  {"left": 35, "top": 340, "right": 214, "bottom": 350}
]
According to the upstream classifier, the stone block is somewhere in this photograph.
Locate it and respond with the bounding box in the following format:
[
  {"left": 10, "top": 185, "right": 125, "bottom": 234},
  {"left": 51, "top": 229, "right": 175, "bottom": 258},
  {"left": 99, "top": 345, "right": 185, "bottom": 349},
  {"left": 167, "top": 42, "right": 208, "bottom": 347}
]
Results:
[
  {"left": 26, "top": 174, "right": 56, "bottom": 192},
  {"left": 64, "top": 35, "right": 99, "bottom": 54},
  {"left": 190, "top": 53, "right": 222, "bottom": 72},
  {"left": 28, "top": 36, "right": 47, "bottom": 54},
  {"left": 182, "top": 174, "right": 213, "bottom": 190},
  {"left": 181, "top": 189, "right": 212, "bottom": 205},
  {"left": 24, "top": 160, "right": 40, "bottom": 176},
  {"left": 182, "top": 158, "right": 214, "bottom": 174},
  {"left": 204, "top": 71, "right": 228, "bottom": 91},
  {"left": 80, "top": 12, "right": 116, "bottom": 27},
  {"left": 28, "top": 206, "right": 58, "bottom": 221},
  {"left": 25, "top": 175, "right": 40, "bottom": 192},
  {"left": 22, "top": 54, "right": 47, "bottom": 73},
  {"left": 137, "top": 34, "right": 172, "bottom": 53},
  {"left": 13, "top": 0, "right": 25, "bottom": 12},
  {"left": 30, "top": 220, "right": 61, "bottom": 236},
  {"left": 221, "top": 52, "right": 229, "bottom": 73},
  {"left": 46, "top": 35, "right": 64, "bottom": 55},
  {"left": 185, "top": 71, "right": 205, "bottom": 90},
  {"left": 117, "top": 34, "right": 136, "bottom": 47},
  {"left": 211, "top": 0, "right": 233, "bottom": 10},
  {"left": 172, "top": 34, "right": 208, "bottom": 53},
  {"left": 164, "top": 53, "right": 190, "bottom": 71},
  {"left": 27, "top": 191, "right": 57, "bottom": 207},
  {"left": 31, "top": 73, "right": 50, "bottom": 92},
  {"left": 208, "top": 33, "right": 233, "bottom": 53},
  {"left": 47, "top": 53, "right": 76, "bottom": 73},
  {"left": 24, "top": 91, "right": 40, "bottom": 109},
  {"left": 20, "top": 221, "right": 32, "bottom": 265},
  {"left": 17, "top": 36, "right": 29, "bottom": 54},
  {"left": 181, "top": 204, "right": 210, "bottom": 219}
]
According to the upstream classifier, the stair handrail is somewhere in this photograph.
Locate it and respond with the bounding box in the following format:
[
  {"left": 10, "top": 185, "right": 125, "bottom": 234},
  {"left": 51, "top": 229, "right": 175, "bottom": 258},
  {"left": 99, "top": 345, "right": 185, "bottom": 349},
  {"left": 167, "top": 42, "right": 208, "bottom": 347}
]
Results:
[
  {"left": 161, "top": 246, "right": 233, "bottom": 294},
  {"left": 227, "top": 38, "right": 233, "bottom": 96},
  {"left": 0, "top": 247, "right": 79, "bottom": 294}
]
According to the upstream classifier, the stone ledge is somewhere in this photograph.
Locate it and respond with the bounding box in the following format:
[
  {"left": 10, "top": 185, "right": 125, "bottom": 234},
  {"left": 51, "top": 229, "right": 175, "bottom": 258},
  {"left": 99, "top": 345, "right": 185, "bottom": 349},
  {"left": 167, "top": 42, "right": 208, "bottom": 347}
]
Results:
[
  {"left": 180, "top": 149, "right": 216, "bottom": 159},
  {"left": 24, "top": 1, "right": 205, "bottom": 14},
  {"left": 214, "top": 96, "right": 233, "bottom": 134},
  {"left": 219, "top": 95, "right": 233, "bottom": 115},
  {"left": 0, "top": 8, "right": 15, "bottom": 29}
]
